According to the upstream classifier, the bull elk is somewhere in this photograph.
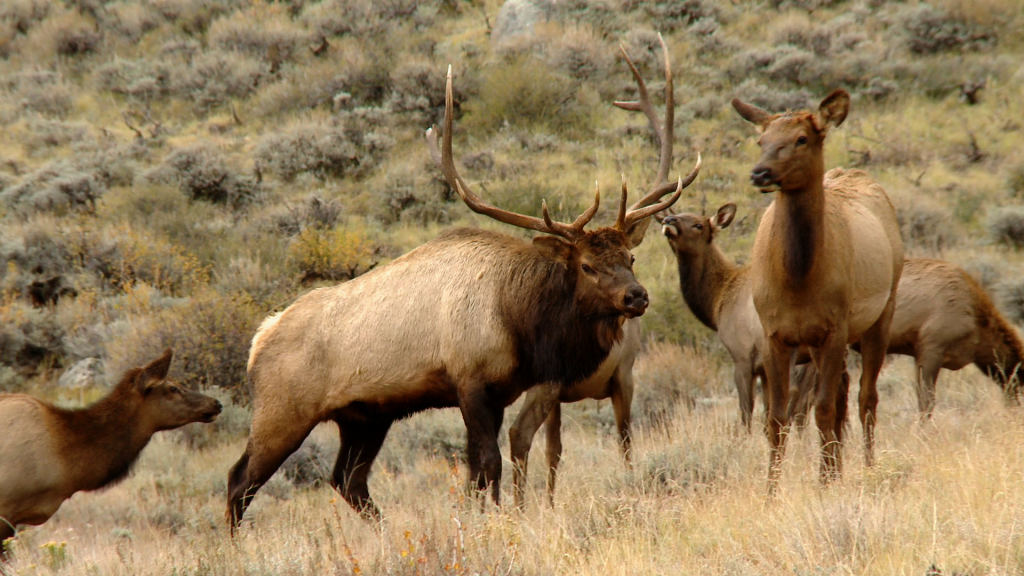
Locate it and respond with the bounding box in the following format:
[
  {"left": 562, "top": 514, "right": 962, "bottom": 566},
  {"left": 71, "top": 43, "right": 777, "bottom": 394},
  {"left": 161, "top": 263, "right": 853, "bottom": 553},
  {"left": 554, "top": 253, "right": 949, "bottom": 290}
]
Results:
[
  {"left": 0, "top": 350, "right": 221, "bottom": 560},
  {"left": 225, "top": 66, "right": 701, "bottom": 530},
  {"left": 789, "top": 257, "right": 1024, "bottom": 420},
  {"left": 508, "top": 36, "right": 692, "bottom": 507},
  {"left": 733, "top": 91, "right": 904, "bottom": 489}
]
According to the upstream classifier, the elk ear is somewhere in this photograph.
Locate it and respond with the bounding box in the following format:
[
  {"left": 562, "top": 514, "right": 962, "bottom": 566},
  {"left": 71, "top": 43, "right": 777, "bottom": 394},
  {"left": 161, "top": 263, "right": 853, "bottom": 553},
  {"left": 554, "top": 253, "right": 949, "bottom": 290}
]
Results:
[
  {"left": 623, "top": 219, "right": 651, "bottom": 249},
  {"left": 732, "top": 98, "right": 771, "bottom": 129},
  {"left": 137, "top": 348, "right": 173, "bottom": 392},
  {"left": 532, "top": 236, "right": 574, "bottom": 265},
  {"left": 712, "top": 203, "right": 737, "bottom": 232},
  {"left": 816, "top": 89, "right": 849, "bottom": 132}
]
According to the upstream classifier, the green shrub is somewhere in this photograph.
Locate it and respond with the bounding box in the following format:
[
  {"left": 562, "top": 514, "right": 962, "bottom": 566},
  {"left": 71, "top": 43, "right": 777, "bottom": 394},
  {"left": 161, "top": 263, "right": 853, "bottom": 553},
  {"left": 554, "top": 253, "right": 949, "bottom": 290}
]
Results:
[
  {"left": 289, "top": 225, "right": 378, "bottom": 283},
  {"left": 463, "top": 56, "right": 595, "bottom": 136}
]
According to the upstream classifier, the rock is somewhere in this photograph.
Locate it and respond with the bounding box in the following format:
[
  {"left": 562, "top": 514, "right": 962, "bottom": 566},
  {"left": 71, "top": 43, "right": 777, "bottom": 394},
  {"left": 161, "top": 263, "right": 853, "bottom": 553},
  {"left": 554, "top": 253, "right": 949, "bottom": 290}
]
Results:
[
  {"left": 491, "top": 0, "right": 560, "bottom": 49},
  {"left": 58, "top": 357, "right": 106, "bottom": 389}
]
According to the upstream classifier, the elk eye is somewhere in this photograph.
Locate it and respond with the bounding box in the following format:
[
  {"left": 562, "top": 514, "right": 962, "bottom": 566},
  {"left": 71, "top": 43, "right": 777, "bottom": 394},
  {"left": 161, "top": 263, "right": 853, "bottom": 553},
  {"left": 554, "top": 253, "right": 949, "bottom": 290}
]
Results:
[
  {"left": 170, "top": 386, "right": 182, "bottom": 395},
  {"left": 630, "top": 255, "right": 636, "bottom": 266},
  {"left": 581, "top": 263, "right": 596, "bottom": 275},
  {"left": 693, "top": 223, "right": 703, "bottom": 231},
  {"left": 796, "top": 136, "right": 808, "bottom": 146}
]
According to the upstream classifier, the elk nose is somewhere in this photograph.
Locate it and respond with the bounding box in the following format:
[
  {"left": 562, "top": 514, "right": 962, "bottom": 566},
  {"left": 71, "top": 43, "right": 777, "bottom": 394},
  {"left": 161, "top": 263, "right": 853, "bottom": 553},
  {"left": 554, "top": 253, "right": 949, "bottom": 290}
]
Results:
[
  {"left": 623, "top": 286, "right": 649, "bottom": 317},
  {"left": 751, "top": 166, "right": 775, "bottom": 187}
]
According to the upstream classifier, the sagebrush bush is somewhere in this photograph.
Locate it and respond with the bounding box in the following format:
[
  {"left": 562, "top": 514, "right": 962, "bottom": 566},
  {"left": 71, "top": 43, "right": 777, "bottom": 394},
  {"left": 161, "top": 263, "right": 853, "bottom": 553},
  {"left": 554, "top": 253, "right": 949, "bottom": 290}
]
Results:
[
  {"left": 631, "top": 342, "right": 718, "bottom": 429},
  {"left": 254, "top": 108, "right": 394, "bottom": 181},
  {"left": 154, "top": 144, "right": 259, "bottom": 208},
  {"left": 300, "top": 0, "right": 423, "bottom": 38},
  {"left": 213, "top": 254, "right": 295, "bottom": 309},
  {"left": 272, "top": 194, "right": 343, "bottom": 235},
  {"left": 169, "top": 50, "right": 265, "bottom": 112},
  {"left": 289, "top": 225, "right": 378, "bottom": 283},
  {"left": 1006, "top": 162, "right": 1024, "bottom": 199},
  {"left": 0, "top": 0, "right": 50, "bottom": 36},
  {"left": 897, "top": 201, "right": 957, "bottom": 250},
  {"left": 207, "top": 5, "right": 307, "bottom": 64},
  {"left": 95, "top": 58, "right": 172, "bottom": 102},
  {"left": 898, "top": 3, "right": 997, "bottom": 55},
  {"left": 104, "top": 287, "right": 260, "bottom": 397},
  {"left": 987, "top": 206, "right": 1024, "bottom": 249},
  {"left": 0, "top": 299, "right": 66, "bottom": 376},
  {"left": 174, "top": 387, "right": 251, "bottom": 449},
  {"left": 638, "top": 0, "right": 717, "bottom": 32}
]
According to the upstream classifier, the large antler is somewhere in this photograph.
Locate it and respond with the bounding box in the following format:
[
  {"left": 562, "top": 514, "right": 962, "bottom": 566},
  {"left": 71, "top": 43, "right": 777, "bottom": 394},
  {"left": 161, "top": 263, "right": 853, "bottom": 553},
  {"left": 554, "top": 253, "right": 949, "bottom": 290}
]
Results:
[
  {"left": 426, "top": 66, "right": 600, "bottom": 242},
  {"left": 614, "top": 33, "right": 701, "bottom": 218}
]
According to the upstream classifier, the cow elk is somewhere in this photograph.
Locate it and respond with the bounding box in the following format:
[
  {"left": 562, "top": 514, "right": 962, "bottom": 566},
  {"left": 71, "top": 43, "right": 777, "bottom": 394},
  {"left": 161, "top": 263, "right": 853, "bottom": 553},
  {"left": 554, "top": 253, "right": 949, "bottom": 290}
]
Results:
[
  {"left": 660, "top": 203, "right": 764, "bottom": 430},
  {"left": 732, "top": 90, "right": 904, "bottom": 490},
  {"left": 225, "top": 66, "right": 701, "bottom": 530},
  {"left": 507, "top": 35, "right": 700, "bottom": 508},
  {"left": 789, "top": 258, "right": 1024, "bottom": 421},
  {"left": 0, "top": 350, "right": 221, "bottom": 560}
]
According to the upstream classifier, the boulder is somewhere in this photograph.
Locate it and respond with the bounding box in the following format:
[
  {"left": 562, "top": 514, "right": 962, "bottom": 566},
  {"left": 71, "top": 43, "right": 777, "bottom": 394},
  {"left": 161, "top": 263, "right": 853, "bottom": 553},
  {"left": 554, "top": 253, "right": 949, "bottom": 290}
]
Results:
[
  {"left": 58, "top": 357, "right": 106, "bottom": 389},
  {"left": 491, "top": 0, "right": 561, "bottom": 48}
]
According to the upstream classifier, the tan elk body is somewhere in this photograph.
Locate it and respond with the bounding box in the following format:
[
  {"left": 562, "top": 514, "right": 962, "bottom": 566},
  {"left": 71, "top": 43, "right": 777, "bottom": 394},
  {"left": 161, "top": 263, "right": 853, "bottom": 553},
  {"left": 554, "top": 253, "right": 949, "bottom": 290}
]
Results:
[
  {"left": 226, "top": 66, "right": 700, "bottom": 529},
  {"left": 790, "top": 258, "right": 1024, "bottom": 419},
  {"left": 733, "top": 91, "right": 904, "bottom": 487},
  {"left": 0, "top": 350, "right": 221, "bottom": 559}
]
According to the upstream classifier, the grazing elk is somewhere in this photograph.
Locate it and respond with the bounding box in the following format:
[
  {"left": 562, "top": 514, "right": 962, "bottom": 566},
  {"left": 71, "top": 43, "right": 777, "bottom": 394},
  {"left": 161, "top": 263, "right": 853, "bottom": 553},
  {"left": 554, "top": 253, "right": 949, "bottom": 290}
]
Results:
[
  {"left": 225, "top": 66, "right": 701, "bottom": 530},
  {"left": 789, "top": 258, "right": 1024, "bottom": 421},
  {"left": 733, "top": 90, "right": 904, "bottom": 489},
  {"left": 0, "top": 350, "right": 221, "bottom": 560},
  {"left": 508, "top": 35, "right": 694, "bottom": 508}
]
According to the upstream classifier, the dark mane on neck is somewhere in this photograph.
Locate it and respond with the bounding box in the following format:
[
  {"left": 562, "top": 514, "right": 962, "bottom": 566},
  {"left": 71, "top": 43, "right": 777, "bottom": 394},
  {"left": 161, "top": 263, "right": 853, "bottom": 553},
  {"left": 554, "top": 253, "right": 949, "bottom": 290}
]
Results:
[{"left": 499, "top": 247, "right": 622, "bottom": 389}]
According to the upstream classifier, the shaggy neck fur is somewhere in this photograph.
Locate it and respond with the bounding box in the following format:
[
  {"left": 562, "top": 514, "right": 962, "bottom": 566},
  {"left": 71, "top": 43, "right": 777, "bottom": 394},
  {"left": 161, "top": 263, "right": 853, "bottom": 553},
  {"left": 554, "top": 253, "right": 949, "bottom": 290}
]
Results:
[
  {"left": 976, "top": 313, "right": 1024, "bottom": 390},
  {"left": 776, "top": 164, "right": 826, "bottom": 285},
  {"left": 51, "top": 368, "right": 155, "bottom": 492},
  {"left": 500, "top": 247, "right": 623, "bottom": 389},
  {"left": 673, "top": 241, "right": 741, "bottom": 332}
]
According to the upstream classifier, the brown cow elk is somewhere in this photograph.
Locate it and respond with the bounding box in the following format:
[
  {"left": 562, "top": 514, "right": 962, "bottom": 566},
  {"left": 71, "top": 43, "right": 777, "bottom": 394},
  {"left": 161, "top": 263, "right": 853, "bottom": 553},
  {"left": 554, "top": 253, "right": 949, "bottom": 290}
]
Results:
[
  {"left": 507, "top": 35, "right": 699, "bottom": 508},
  {"left": 789, "top": 258, "right": 1024, "bottom": 421},
  {"left": 660, "top": 203, "right": 764, "bottom": 430},
  {"left": 733, "top": 91, "right": 904, "bottom": 490},
  {"left": 0, "top": 350, "right": 221, "bottom": 560},
  {"left": 225, "top": 66, "right": 701, "bottom": 530}
]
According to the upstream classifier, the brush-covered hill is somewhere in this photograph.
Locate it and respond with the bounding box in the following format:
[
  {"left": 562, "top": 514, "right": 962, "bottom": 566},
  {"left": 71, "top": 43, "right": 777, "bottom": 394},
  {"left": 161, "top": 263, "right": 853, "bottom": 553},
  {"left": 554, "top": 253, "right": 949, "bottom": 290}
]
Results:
[{"left": 1, "top": 0, "right": 1023, "bottom": 396}]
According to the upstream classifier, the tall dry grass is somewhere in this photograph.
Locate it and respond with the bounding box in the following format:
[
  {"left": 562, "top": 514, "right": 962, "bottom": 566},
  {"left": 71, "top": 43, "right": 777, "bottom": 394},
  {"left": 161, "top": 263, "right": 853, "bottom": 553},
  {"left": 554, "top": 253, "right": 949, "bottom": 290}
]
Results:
[{"left": 3, "top": 353, "right": 1023, "bottom": 575}]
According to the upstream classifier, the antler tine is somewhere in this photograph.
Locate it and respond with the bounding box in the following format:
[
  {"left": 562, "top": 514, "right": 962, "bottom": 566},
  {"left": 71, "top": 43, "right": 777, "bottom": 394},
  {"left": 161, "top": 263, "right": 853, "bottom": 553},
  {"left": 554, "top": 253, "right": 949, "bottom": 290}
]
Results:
[
  {"left": 615, "top": 174, "right": 628, "bottom": 230},
  {"left": 623, "top": 153, "right": 702, "bottom": 226},
  {"left": 426, "top": 65, "right": 598, "bottom": 241},
  {"left": 615, "top": 33, "right": 673, "bottom": 192}
]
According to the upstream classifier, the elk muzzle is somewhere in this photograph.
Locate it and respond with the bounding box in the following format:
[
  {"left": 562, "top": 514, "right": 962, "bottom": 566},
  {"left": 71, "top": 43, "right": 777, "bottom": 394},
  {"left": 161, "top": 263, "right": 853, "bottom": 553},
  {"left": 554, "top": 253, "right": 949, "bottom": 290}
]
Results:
[
  {"left": 750, "top": 165, "right": 779, "bottom": 192},
  {"left": 622, "top": 285, "right": 649, "bottom": 317}
]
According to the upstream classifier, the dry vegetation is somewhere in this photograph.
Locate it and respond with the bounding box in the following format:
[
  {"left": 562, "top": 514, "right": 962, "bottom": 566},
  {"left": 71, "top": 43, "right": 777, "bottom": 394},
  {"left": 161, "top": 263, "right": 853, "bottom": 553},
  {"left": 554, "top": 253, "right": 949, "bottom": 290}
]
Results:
[{"left": 1, "top": 0, "right": 1024, "bottom": 573}]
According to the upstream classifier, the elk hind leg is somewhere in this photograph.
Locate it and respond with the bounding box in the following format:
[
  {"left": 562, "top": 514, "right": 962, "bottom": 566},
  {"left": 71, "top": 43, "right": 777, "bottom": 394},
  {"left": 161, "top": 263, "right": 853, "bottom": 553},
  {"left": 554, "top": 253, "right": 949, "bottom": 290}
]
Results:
[
  {"left": 508, "top": 384, "right": 559, "bottom": 510},
  {"left": 333, "top": 419, "right": 392, "bottom": 521},
  {"left": 858, "top": 299, "right": 895, "bottom": 468},
  {"left": 227, "top": 410, "right": 316, "bottom": 533},
  {"left": 543, "top": 403, "right": 563, "bottom": 507}
]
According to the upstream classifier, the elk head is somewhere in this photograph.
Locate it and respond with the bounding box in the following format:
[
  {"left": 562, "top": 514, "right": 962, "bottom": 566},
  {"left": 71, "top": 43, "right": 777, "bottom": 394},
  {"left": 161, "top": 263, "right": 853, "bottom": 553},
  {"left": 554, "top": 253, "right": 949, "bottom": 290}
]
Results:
[
  {"left": 660, "top": 203, "right": 736, "bottom": 255},
  {"left": 426, "top": 65, "right": 700, "bottom": 319},
  {"left": 732, "top": 89, "right": 849, "bottom": 193},
  {"left": 134, "top": 349, "right": 222, "bottom": 431}
]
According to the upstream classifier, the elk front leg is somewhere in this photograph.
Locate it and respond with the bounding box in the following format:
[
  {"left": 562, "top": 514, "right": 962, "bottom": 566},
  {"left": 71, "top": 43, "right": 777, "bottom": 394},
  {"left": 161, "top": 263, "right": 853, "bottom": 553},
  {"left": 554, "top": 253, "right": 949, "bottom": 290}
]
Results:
[
  {"left": 460, "top": 389, "right": 505, "bottom": 507},
  {"left": 762, "top": 337, "right": 793, "bottom": 496},
  {"left": 610, "top": 369, "right": 634, "bottom": 464},
  {"left": 544, "top": 403, "right": 562, "bottom": 507},
  {"left": 809, "top": 329, "right": 848, "bottom": 483},
  {"left": 509, "top": 384, "right": 560, "bottom": 509},
  {"left": 333, "top": 418, "right": 392, "bottom": 521},
  {"left": 733, "top": 359, "right": 756, "bottom": 433}
]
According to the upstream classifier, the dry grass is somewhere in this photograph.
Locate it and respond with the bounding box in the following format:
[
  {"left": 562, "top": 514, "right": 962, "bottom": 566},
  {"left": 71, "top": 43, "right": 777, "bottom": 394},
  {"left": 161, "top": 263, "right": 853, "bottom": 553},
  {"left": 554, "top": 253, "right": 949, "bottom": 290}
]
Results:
[{"left": 4, "top": 357, "right": 1024, "bottom": 575}]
